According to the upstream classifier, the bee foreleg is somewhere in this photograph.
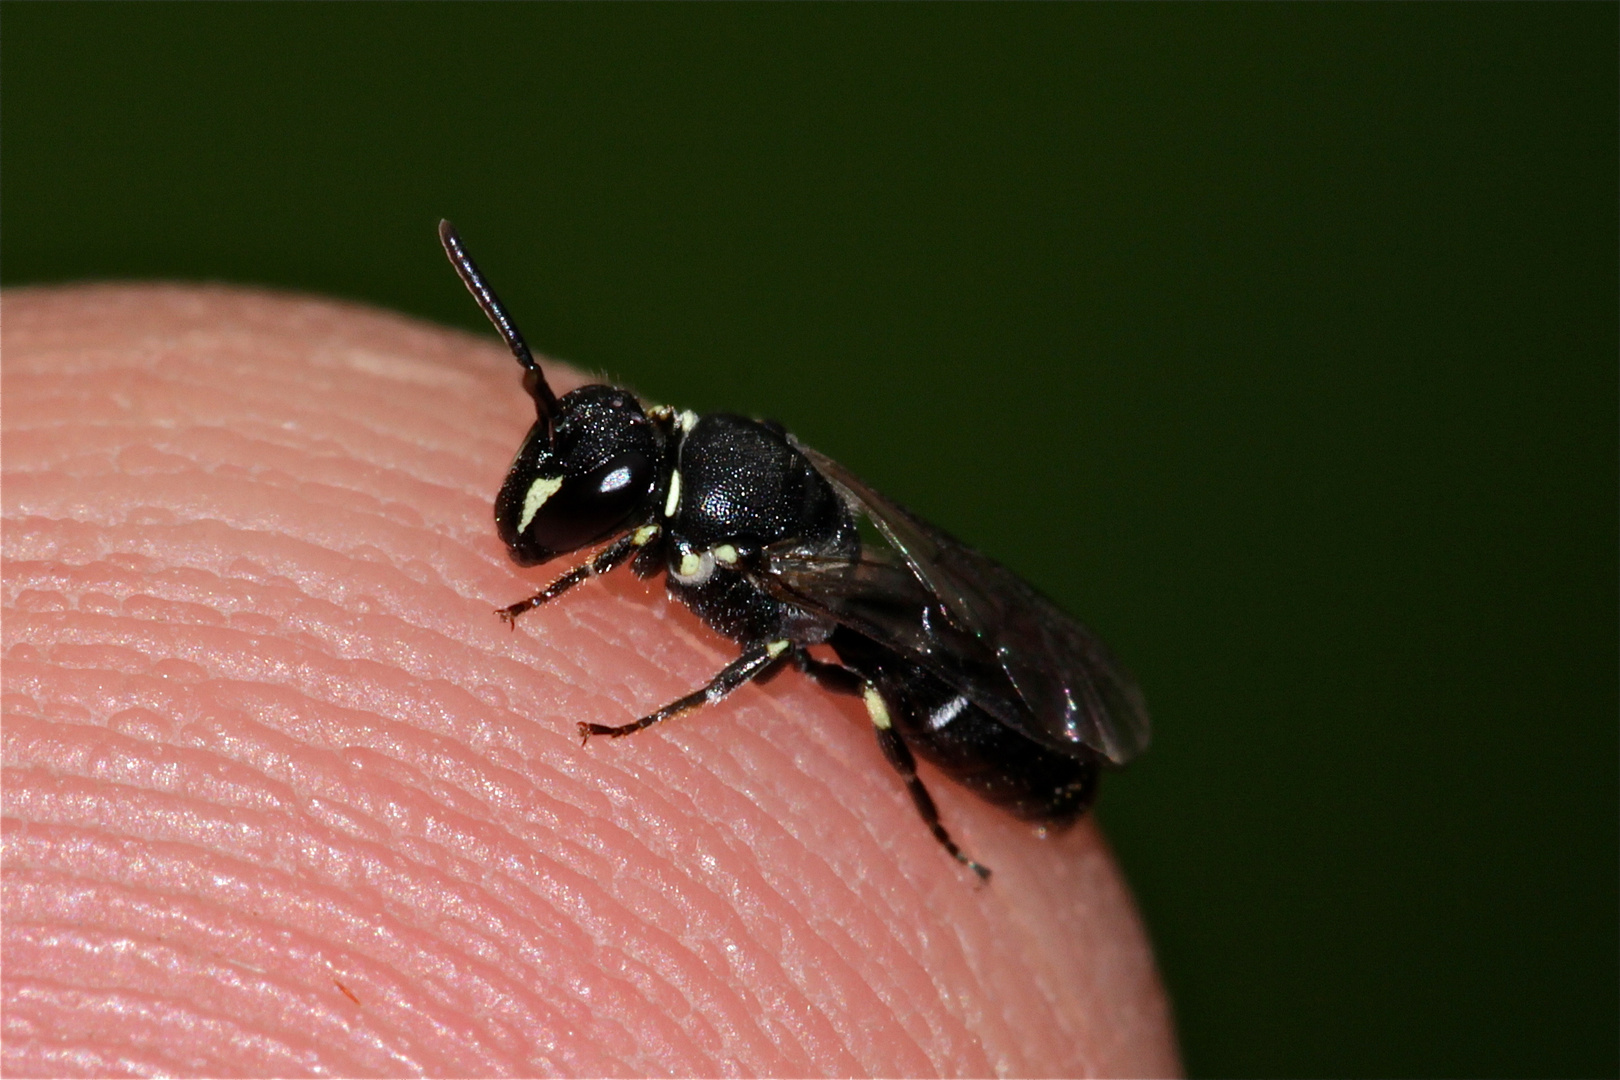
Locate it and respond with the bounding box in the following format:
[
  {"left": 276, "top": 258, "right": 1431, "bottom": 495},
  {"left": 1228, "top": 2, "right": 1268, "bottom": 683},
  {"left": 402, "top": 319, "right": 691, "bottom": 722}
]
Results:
[{"left": 498, "top": 531, "right": 642, "bottom": 625}]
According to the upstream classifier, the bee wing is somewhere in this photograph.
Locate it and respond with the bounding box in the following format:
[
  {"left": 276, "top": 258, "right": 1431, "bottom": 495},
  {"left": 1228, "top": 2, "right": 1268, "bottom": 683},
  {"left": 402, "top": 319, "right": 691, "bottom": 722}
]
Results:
[
  {"left": 796, "top": 446, "right": 1152, "bottom": 765},
  {"left": 758, "top": 547, "right": 1037, "bottom": 738}
]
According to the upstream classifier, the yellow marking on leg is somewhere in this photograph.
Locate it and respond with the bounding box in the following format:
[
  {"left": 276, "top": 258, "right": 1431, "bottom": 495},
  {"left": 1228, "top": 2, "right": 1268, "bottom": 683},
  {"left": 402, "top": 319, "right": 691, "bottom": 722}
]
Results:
[
  {"left": 672, "top": 546, "right": 716, "bottom": 585},
  {"left": 517, "top": 475, "right": 564, "bottom": 533},
  {"left": 862, "top": 684, "right": 892, "bottom": 730},
  {"left": 765, "top": 639, "right": 790, "bottom": 659},
  {"left": 632, "top": 524, "right": 660, "bottom": 546}
]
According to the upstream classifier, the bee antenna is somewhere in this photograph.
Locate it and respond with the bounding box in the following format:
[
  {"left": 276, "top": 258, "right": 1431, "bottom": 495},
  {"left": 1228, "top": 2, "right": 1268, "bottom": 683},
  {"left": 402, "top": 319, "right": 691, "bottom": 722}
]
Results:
[{"left": 438, "top": 219, "right": 559, "bottom": 426}]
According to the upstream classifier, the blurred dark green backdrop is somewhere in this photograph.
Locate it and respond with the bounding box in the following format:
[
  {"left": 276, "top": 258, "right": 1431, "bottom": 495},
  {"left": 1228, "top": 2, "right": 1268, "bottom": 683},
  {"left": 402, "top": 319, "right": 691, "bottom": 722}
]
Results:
[{"left": 5, "top": 5, "right": 1615, "bottom": 1076}]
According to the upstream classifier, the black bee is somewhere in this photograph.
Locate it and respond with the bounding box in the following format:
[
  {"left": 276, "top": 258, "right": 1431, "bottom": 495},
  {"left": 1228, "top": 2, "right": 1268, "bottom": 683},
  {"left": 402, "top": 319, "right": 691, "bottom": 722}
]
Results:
[{"left": 441, "top": 221, "right": 1150, "bottom": 879}]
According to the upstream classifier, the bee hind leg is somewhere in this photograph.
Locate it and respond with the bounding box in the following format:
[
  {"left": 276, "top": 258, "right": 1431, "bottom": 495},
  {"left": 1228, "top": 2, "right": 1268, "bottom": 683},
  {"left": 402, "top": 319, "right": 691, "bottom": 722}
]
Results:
[{"left": 797, "top": 653, "right": 991, "bottom": 881}]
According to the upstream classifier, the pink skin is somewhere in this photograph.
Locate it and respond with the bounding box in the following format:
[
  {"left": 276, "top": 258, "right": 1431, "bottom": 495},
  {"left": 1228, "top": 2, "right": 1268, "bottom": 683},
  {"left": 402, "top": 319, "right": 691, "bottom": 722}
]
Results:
[{"left": 2, "top": 285, "right": 1179, "bottom": 1078}]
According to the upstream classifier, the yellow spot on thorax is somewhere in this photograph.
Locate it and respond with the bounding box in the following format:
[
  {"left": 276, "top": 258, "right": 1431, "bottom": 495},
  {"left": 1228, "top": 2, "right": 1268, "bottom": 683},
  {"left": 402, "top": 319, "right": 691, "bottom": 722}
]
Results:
[{"left": 664, "top": 469, "right": 682, "bottom": 517}]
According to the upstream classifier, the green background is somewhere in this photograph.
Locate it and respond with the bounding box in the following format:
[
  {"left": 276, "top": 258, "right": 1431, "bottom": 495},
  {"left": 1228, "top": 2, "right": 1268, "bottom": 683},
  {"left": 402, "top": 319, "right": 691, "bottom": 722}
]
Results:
[{"left": 5, "top": 5, "right": 1615, "bottom": 1076}]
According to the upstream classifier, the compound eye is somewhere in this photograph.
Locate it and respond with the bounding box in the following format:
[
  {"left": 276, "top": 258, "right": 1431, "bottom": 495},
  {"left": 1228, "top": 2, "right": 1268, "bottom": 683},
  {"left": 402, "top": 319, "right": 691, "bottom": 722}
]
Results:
[
  {"left": 587, "top": 452, "right": 652, "bottom": 504},
  {"left": 524, "top": 450, "right": 655, "bottom": 555}
]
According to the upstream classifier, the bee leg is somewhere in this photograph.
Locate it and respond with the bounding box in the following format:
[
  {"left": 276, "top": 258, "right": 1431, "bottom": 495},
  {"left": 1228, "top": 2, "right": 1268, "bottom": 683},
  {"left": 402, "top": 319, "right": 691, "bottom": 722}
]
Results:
[
  {"left": 794, "top": 652, "right": 866, "bottom": 695},
  {"left": 498, "top": 529, "right": 652, "bottom": 625},
  {"left": 872, "top": 714, "right": 993, "bottom": 880},
  {"left": 799, "top": 655, "right": 991, "bottom": 881},
  {"left": 579, "top": 639, "right": 791, "bottom": 741}
]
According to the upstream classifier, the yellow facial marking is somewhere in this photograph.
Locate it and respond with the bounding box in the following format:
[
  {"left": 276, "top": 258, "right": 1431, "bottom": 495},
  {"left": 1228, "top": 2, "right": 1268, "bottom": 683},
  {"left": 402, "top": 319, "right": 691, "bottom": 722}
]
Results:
[
  {"left": 517, "top": 475, "right": 564, "bottom": 534},
  {"left": 678, "top": 409, "right": 700, "bottom": 432},
  {"left": 664, "top": 469, "right": 683, "bottom": 518},
  {"left": 862, "top": 684, "right": 892, "bottom": 730},
  {"left": 678, "top": 551, "right": 704, "bottom": 578},
  {"left": 713, "top": 544, "right": 739, "bottom": 566}
]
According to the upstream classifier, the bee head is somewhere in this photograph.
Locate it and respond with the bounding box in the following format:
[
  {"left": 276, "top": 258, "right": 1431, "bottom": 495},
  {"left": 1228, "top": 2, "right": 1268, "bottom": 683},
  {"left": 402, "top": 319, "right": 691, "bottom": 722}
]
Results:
[
  {"left": 439, "top": 221, "right": 664, "bottom": 566},
  {"left": 495, "top": 385, "right": 661, "bottom": 565}
]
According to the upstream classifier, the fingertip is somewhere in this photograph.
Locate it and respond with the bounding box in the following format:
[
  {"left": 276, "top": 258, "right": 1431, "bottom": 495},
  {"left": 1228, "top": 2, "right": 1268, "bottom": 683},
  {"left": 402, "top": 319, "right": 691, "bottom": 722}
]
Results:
[{"left": 2, "top": 284, "right": 1178, "bottom": 1077}]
